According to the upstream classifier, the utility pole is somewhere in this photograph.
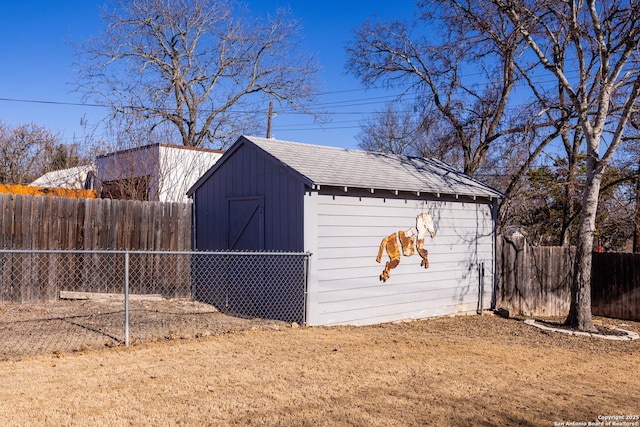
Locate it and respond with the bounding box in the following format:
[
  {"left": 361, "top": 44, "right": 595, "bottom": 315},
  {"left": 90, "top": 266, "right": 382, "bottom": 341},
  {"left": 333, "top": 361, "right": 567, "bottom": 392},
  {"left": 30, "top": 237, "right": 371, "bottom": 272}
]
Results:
[{"left": 266, "top": 101, "right": 274, "bottom": 139}]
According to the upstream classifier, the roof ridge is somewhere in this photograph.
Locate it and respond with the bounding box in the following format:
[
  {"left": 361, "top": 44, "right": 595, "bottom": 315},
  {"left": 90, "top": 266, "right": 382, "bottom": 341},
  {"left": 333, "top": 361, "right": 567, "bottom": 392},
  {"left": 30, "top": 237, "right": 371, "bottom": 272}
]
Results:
[
  {"left": 243, "top": 135, "right": 451, "bottom": 164},
  {"left": 244, "top": 135, "right": 397, "bottom": 156}
]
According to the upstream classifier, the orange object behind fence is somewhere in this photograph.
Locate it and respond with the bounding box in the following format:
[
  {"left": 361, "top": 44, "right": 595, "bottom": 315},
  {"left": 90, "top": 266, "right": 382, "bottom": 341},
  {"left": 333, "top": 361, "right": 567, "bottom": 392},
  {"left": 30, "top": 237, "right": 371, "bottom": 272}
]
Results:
[{"left": 0, "top": 184, "right": 97, "bottom": 199}]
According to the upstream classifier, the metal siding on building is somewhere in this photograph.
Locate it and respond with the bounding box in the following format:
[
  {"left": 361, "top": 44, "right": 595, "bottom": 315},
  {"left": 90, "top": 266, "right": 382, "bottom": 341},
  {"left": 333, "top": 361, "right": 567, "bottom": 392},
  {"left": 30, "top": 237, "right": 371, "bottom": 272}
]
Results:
[{"left": 305, "top": 193, "right": 495, "bottom": 325}]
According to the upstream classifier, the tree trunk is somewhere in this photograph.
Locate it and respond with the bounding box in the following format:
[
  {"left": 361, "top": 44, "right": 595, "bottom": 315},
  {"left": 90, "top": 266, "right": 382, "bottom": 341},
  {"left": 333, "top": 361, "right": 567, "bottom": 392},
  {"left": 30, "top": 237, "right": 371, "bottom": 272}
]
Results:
[
  {"left": 565, "top": 169, "right": 600, "bottom": 332},
  {"left": 559, "top": 149, "right": 577, "bottom": 247},
  {"left": 633, "top": 168, "right": 640, "bottom": 253}
]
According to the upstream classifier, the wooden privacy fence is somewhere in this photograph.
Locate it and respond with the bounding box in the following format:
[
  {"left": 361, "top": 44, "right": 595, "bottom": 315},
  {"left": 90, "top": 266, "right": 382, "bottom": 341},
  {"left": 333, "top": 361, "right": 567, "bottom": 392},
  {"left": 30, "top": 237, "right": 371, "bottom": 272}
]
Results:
[
  {"left": 0, "top": 193, "right": 191, "bottom": 250},
  {"left": 497, "top": 234, "right": 640, "bottom": 321},
  {"left": 496, "top": 234, "right": 574, "bottom": 317},
  {"left": 0, "top": 193, "right": 192, "bottom": 303},
  {"left": 591, "top": 253, "right": 640, "bottom": 321}
]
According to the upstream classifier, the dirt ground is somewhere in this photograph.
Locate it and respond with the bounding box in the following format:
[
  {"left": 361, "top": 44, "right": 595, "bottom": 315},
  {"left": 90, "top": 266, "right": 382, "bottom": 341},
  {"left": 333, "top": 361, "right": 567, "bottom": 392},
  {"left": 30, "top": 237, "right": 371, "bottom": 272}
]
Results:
[
  {"left": 0, "top": 312, "right": 638, "bottom": 426},
  {"left": 0, "top": 298, "right": 287, "bottom": 360}
]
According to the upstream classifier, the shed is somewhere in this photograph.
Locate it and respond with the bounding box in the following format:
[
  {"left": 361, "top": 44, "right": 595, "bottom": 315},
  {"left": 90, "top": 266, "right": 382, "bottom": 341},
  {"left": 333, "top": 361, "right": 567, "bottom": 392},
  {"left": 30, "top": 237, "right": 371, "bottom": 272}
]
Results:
[{"left": 188, "top": 135, "right": 503, "bottom": 326}]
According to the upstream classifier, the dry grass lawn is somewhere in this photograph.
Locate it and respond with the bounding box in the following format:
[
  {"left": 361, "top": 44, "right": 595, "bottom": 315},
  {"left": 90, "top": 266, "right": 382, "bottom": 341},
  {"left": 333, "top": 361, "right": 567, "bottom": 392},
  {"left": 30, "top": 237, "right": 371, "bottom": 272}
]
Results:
[{"left": 0, "top": 314, "right": 638, "bottom": 426}]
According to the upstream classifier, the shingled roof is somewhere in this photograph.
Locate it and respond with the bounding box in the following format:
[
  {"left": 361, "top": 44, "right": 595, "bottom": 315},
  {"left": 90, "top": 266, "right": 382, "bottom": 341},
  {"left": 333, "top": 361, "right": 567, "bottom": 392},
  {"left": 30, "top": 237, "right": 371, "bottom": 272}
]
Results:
[{"left": 189, "top": 135, "right": 503, "bottom": 199}]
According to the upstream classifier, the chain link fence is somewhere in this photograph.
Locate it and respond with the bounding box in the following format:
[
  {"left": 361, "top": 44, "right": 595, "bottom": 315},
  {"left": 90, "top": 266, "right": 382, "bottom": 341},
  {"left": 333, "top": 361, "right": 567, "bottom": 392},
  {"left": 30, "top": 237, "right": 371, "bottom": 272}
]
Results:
[{"left": 0, "top": 250, "right": 310, "bottom": 360}]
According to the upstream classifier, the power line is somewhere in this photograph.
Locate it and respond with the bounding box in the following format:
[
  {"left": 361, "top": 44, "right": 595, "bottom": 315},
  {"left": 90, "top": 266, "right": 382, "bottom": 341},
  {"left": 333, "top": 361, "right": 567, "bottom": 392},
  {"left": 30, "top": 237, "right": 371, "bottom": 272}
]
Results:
[
  {"left": 0, "top": 97, "right": 108, "bottom": 108},
  {"left": 0, "top": 65, "right": 580, "bottom": 115},
  {"left": 0, "top": 66, "right": 595, "bottom": 140}
]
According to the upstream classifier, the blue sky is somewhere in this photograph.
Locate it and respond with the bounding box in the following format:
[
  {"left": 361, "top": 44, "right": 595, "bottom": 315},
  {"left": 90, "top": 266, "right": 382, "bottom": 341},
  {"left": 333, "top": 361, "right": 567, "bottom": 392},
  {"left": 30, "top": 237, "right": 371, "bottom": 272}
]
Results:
[{"left": 0, "top": 1, "right": 418, "bottom": 150}]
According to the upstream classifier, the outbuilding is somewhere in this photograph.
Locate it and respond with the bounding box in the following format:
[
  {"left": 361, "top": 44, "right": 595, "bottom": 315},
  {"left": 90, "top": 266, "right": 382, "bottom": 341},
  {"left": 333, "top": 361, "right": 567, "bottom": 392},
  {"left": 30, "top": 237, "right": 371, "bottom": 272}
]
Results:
[
  {"left": 97, "top": 143, "right": 223, "bottom": 202},
  {"left": 188, "top": 135, "right": 502, "bottom": 326}
]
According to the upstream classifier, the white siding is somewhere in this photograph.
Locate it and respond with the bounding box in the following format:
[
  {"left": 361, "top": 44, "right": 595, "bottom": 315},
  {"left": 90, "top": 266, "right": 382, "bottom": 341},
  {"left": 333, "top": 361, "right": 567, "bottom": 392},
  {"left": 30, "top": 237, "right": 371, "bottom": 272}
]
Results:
[
  {"left": 97, "top": 145, "right": 222, "bottom": 202},
  {"left": 156, "top": 146, "right": 222, "bottom": 203},
  {"left": 305, "top": 194, "right": 495, "bottom": 326}
]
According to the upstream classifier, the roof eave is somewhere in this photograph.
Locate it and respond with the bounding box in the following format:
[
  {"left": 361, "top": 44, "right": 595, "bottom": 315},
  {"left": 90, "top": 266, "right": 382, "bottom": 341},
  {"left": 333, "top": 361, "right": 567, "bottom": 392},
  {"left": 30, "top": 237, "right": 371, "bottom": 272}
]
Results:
[{"left": 311, "top": 182, "right": 503, "bottom": 200}]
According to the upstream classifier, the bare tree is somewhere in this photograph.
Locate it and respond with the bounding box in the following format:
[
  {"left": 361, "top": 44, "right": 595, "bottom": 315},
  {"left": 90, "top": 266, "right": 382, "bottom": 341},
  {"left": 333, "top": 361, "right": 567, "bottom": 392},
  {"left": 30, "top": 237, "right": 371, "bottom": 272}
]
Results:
[
  {"left": 491, "top": 0, "right": 640, "bottom": 331},
  {"left": 346, "top": 0, "right": 575, "bottom": 251},
  {"left": 356, "top": 102, "right": 465, "bottom": 168},
  {"left": 0, "top": 122, "right": 63, "bottom": 184},
  {"left": 75, "top": 0, "right": 320, "bottom": 149},
  {"left": 356, "top": 104, "right": 421, "bottom": 155},
  {"left": 345, "top": 2, "right": 557, "bottom": 177}
]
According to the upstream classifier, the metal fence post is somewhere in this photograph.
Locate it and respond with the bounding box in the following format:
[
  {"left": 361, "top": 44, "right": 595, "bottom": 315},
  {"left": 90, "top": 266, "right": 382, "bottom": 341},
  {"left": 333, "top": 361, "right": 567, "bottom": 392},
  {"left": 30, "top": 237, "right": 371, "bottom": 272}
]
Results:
[
  {"left": 124, "top": 251, "right": 130, "bottom": 346},
  {"left": 303, "top": 253, "right": 310, "bottom": 325},
  {"left": 478, "top": 261, "right": 485, "bottom": 315}
]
